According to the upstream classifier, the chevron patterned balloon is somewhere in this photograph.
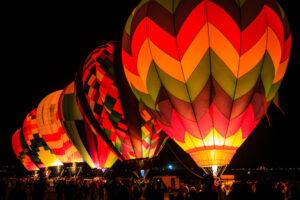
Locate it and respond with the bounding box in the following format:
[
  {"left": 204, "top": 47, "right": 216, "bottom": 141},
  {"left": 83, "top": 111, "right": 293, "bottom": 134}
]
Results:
[
  {"left": 75, "top": 41, "right": 168, "bottom": 168},
  {"left": 122, "top": 0, "right": 291, "bottom": 175}
]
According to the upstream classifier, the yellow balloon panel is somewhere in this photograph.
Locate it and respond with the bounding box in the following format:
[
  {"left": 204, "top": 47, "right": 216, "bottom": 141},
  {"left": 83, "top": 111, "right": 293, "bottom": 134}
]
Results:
[
  {"left": 189, "top": 149, "right": 236, "bottom": 167},
  {"left": 174, "top": 128, "right": 246, "bottom": 167}
]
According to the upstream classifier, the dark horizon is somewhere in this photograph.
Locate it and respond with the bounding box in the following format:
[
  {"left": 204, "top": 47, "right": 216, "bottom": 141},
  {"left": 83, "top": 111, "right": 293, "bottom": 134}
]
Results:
[{"left": 1, "top": 1, "right": 299, "bottom": 170}]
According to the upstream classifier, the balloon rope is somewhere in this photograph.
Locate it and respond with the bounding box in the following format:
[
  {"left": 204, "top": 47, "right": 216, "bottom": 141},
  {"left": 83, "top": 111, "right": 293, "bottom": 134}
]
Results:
[
  {"left": 103, "top": 167, "right": 111, "bottom": 178},
  {"left": 166, "top": 142, "right": 203, "bottom": 179}
]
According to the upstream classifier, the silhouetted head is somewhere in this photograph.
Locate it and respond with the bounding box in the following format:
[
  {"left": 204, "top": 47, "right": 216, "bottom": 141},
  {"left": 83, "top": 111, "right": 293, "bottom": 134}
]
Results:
[
  {"left": 290, "top": 184, "right": 300, "bottom": 198},
  {"left": 231, "top": 182, "right": 241, "bottom": 192},
  {"left": 203, "top": 175, "right": 214, "bottom": 190}
]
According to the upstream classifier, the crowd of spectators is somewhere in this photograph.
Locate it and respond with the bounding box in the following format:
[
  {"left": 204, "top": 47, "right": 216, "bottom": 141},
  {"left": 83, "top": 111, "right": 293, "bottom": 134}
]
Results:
[
  {"left": 1, "top": 175, "right": 300, "bottom": 200},
  {"left": 171, "top": 177, "right": 300, "bottom": 200},
  {"left": 0, "top": 176, "right": 167, "bottom": 200}
]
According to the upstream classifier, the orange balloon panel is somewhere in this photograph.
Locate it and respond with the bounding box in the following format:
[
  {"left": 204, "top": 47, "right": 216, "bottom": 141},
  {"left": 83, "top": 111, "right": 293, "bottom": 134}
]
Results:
[
  {"left": 36, "top": 90, "right": 83, "bottom": 163},
  {"left": 23, "top": 109, "right": 62, "bottom": 167},
  {"left": 12, "top": 129, "right": 39, "bottom": 171}
]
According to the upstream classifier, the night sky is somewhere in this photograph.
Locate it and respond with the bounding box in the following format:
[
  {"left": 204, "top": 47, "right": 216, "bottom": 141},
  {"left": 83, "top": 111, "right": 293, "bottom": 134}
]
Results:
[{"left": 1, "top": 1, "right": 299, "bottom": 169}]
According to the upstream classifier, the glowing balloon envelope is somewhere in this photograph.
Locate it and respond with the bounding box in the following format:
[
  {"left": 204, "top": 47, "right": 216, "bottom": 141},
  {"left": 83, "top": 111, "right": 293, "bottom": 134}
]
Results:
[
  {"left": 23, "top": 109, "right": 62, "bottom": 167},
  {"left": 58, "top": 82, "right": 118, "bottom": 169},
  {"left": 121, "top": 0, "right": 291, "bottom": 175},
  {"left": 12, "top": 129, "right": 39, "bottom": 171},
  {"left": 36, "top": 90, "right": 83, "bottom": 164},
  {"left": 75, "top": 41, "right": 168, "bottom": 172}
]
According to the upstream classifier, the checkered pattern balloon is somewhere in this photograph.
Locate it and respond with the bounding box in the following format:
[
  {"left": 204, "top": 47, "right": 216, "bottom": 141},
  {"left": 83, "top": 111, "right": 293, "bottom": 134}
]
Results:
[{"left": 76, "top": 41, "right": 168, "bottom": 161}]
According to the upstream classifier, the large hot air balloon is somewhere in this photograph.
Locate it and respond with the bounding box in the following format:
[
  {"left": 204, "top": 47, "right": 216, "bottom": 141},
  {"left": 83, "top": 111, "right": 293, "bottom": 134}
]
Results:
[
  {"left": 75, "top": 41, "right": 168, "bottom": 175},
  {"left": 36, "top": 90, "right": 83, "bottom": 164},
  {"left": 121, "top": 0, "right": 291, "bottom": 175},
  {"left": 58, "top": 82, "right": 118, "bottom": 169},
  {"left": 12, "top": 129, "right": 39, "bottom": 171},
  {"left": 23, "top": 109, "right": 63, "bottom": 167}
]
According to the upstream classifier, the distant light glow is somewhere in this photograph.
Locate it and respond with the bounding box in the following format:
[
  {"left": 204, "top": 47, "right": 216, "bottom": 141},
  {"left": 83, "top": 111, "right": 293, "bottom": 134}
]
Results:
[{"left": 168, "top": 164, "right": 174, "bottom": 170}]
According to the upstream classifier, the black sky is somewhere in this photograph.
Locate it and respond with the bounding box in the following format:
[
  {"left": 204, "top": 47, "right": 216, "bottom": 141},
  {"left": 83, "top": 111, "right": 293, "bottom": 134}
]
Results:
[{"left": 1, "top": 1, "right": 299, "bottom": 168}]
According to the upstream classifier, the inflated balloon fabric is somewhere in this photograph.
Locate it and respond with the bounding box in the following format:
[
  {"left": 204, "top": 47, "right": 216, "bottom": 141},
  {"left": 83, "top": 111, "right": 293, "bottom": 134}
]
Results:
[
  {"left": 12, "top": 129, "right": 39, "bottom": 171},
  {"left": 23, "top": 109, "right": 62, "bottom": 167},
  {"left": 76, "top": 42, "right": 168, "bottom": 162},
  {"left": 36, "top": 91, "right": 83, "bottom": 163},
  {"left": 58, "top": 82, "right": 117, "bottom": 169},
  {"left": 122, "top": 0, "right": 291, "bottom": 167}
]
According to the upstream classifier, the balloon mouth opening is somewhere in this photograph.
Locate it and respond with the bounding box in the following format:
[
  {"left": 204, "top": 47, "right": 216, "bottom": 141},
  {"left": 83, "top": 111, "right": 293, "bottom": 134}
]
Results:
[
  {"left": 201, "top": 165, "right": 227, "bottom": 177},
  {"left": 212, "top": 165, "right": 218, "bottom": 176}
]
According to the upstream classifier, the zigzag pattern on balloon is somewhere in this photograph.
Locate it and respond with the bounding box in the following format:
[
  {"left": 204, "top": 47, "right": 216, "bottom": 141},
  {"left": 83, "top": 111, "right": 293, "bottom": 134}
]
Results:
[
  {"left": 122, "top": 0, "right": 290, "bottom": 104},
  {"left": 145, "top": 78, "right": 268, "bottom": 139},
  {"left": 122, "top": 0, "right": 291, "bottom": 166}
]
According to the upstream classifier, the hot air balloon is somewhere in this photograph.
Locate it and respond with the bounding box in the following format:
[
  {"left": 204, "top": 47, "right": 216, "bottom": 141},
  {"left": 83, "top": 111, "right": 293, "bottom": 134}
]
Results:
[
  {"left": 75, "top": 41, "right": 168, "bottom": 176},
  {"left": 58, "top": 82, "right": 118, "bottom": 169},
  {"left": 121, "top": 0, "right": 291, "bottom": 176},
  {"left": 36, "top": 90, "right": 83, "bottom": 164},
  {"left": 12, "top": 129, "right": 39, "bottom": 171},
  {"left": 23, "top": 109, "right": 63, "bottom": 167}
]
